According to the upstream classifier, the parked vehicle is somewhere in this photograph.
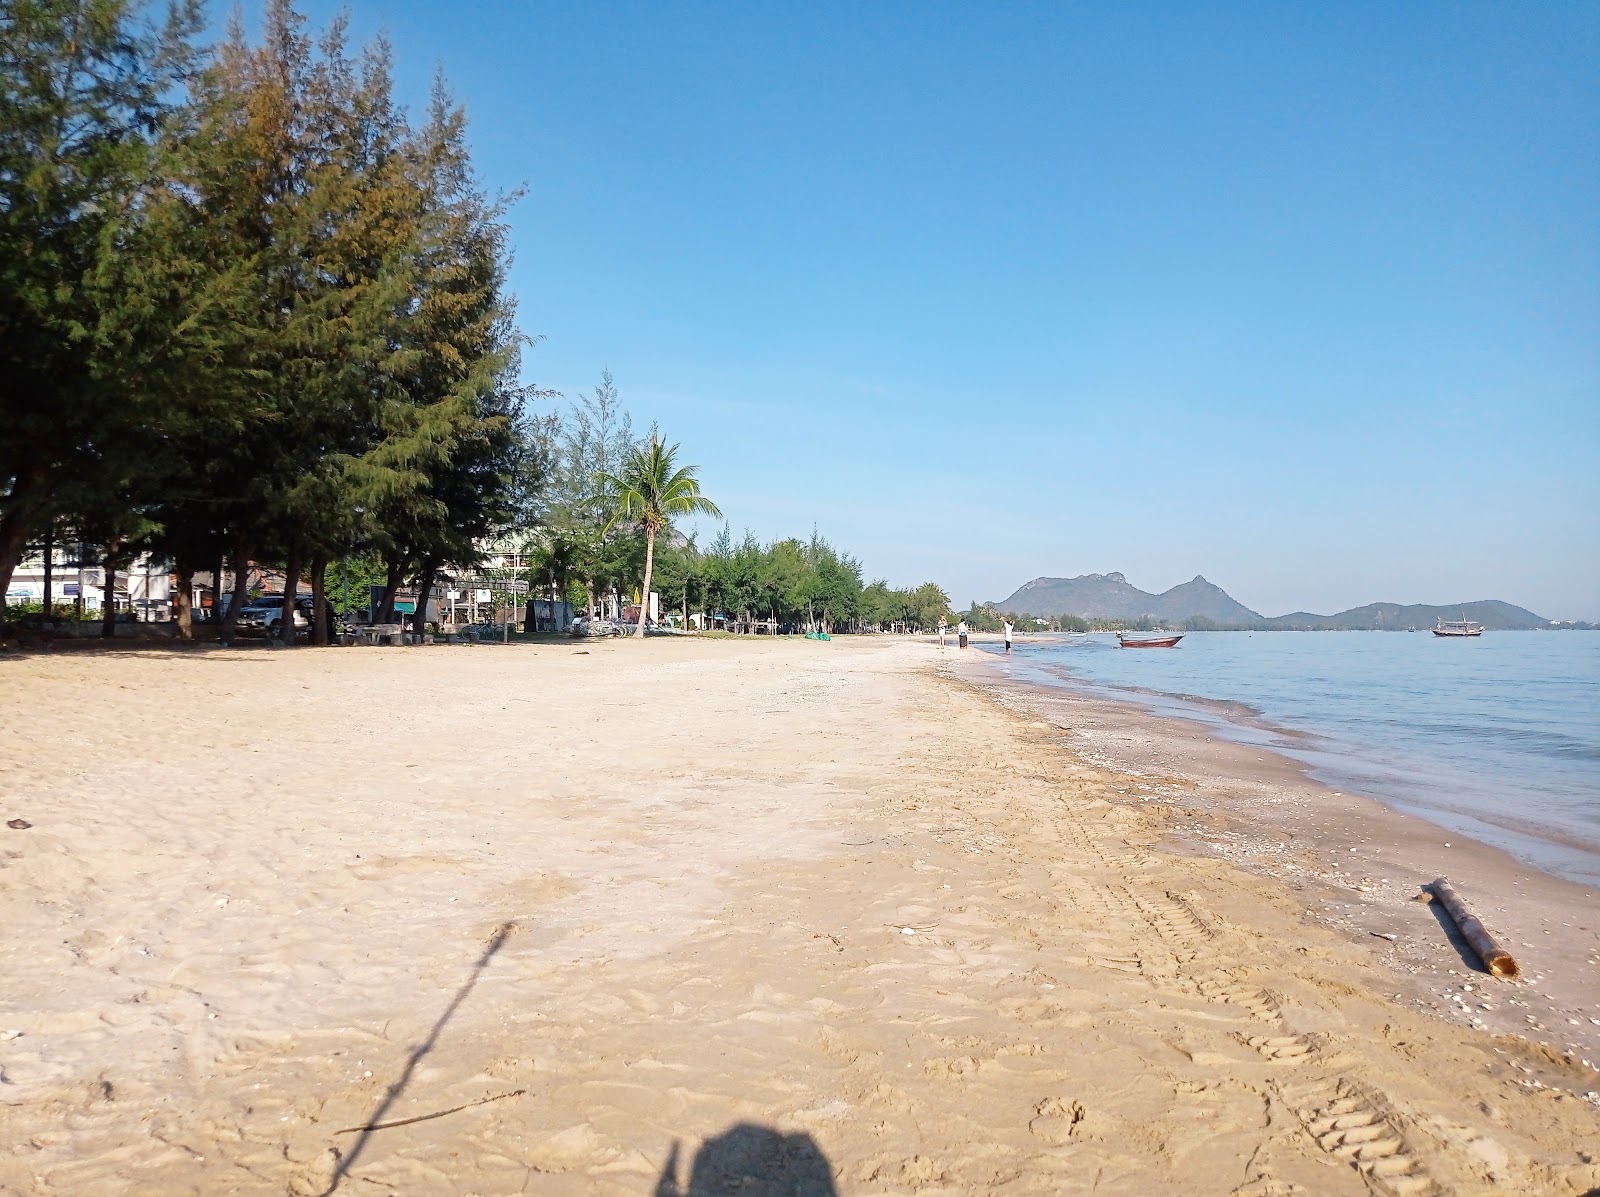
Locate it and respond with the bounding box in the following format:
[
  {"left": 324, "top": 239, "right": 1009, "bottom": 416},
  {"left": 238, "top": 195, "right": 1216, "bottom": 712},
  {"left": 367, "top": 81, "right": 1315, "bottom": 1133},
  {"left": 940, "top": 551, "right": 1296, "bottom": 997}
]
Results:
[{"left": 236, "top": 594, "right": 312, "bottom": 639}]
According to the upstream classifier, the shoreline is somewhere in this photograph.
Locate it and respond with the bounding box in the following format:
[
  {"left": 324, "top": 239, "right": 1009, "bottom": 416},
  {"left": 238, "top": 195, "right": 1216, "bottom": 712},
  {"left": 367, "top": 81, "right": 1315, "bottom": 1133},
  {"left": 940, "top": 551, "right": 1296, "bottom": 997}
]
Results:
[
  {"left": 970, "top": 631, "right": 1600, "bottom": 888},
  {"left": 946, "top": 637, "right": 1600, "bottom": 1072}
]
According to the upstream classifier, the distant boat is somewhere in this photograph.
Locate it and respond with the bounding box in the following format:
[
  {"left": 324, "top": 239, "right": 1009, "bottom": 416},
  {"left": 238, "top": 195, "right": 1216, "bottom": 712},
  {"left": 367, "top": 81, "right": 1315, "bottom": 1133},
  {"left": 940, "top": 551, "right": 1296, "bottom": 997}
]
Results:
[
  {"left": 1118, "top": 633, "right": 1183, "bottom": 648},
  {"left": 1433, "top": 617, "right": 1483, "bottom": 638}
]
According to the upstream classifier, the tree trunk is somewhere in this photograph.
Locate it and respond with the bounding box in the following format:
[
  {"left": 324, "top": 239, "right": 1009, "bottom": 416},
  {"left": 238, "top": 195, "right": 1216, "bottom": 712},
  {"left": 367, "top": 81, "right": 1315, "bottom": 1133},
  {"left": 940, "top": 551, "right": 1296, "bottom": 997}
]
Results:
[
  {"left": 414, "top": 559, "right": 439, "bottom": 640},
  {"left": 635, "top": 531, "right": 655, "bottom": 637},
  {"left": 101, "top": 544, "right": 119, "bottom": 638},
  {"left": 0, "top": 465, "right": 44, "bottom": 625},
  {"left": 310, "top": 555, "right": 328, "bottom": 646},
  {"left": 174, "top": 563, "right": 194, "bottom": 640},
  {"left": 42, "top": 520, "right": 54, "bottom": 612},
  {"left": 0, "top": 516, "right": 29, "bottom": 626},
  {"left": 279, "top": 535, "right": 302, "bottom": 646},
  {"left": 220, "top": 537, "right": 251, "bottom": 645},
  {"left": 585, "top": 579, "right": 595, "bottom": 620},
  {"left": 377, "top": 557, "right": 404, "bottom": 623}
]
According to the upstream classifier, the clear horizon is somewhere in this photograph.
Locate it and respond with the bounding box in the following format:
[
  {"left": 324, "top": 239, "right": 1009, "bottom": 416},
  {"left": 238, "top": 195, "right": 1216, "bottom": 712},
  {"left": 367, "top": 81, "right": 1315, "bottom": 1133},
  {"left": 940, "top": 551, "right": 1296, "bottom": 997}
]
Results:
[{"left": 229, "top": 2, "right": 1599, "bottom": 620}]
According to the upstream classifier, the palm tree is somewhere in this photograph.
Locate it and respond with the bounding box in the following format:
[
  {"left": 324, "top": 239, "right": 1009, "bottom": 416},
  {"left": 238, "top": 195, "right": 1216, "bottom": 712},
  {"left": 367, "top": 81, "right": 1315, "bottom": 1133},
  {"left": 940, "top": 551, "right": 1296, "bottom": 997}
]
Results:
[{"left": 603, "top": 432, "right": 721, "bottom": 637}]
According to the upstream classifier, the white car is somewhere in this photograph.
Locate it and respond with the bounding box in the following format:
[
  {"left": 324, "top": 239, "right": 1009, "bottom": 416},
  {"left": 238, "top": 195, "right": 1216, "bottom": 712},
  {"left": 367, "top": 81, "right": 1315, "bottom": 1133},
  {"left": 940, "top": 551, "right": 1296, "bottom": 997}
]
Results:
[{"left": 235, "top": 595, "right": 312, "bottom": 639}]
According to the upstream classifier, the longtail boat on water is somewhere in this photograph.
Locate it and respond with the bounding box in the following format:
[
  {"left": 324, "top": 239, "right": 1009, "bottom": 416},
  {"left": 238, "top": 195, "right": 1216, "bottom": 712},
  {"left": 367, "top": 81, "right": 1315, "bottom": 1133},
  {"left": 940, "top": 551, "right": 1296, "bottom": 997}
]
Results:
[
  {"left": 1117, "top": 633, "right": 1183, "bottom": 648},
  {"left": 1433, "top": 617, "right": 1484, "bottom": 637}
]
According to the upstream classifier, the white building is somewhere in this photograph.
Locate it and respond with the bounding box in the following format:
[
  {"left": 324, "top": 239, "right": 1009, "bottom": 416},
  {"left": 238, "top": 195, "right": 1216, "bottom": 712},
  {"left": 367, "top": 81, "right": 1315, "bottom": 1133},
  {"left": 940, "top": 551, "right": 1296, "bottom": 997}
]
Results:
[{"left": 6, "top": 541, "right": 172, "bottom": 618}]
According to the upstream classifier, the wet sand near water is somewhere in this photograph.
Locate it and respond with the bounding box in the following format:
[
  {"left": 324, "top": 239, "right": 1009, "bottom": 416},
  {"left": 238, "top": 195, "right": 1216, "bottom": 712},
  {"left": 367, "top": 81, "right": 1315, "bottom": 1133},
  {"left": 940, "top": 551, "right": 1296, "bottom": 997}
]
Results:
[
  {"left": 2, "top": 636, "right": 1597, "bottom": 1195},
  {"left": 950, "top": 639, "right": 1600, "bottom": 1069}
]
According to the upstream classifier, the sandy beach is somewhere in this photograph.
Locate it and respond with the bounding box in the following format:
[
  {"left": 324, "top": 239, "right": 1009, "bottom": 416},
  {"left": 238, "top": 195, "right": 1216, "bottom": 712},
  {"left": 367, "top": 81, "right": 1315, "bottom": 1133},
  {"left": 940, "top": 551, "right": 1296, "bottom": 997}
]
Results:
[{"left": 2, "top": 635, "right": 1597, "bottom": 1196}]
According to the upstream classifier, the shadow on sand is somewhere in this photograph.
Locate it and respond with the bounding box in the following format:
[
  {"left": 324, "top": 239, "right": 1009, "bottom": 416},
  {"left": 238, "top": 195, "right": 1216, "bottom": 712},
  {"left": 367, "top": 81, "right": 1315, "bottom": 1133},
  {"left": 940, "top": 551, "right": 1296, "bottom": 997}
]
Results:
[
  {"left": 654, "top": 1123, "right": 837, "bottom": 1196},
  {"left": 319, "top": 921, "right": 515, "bottom": 1195}
]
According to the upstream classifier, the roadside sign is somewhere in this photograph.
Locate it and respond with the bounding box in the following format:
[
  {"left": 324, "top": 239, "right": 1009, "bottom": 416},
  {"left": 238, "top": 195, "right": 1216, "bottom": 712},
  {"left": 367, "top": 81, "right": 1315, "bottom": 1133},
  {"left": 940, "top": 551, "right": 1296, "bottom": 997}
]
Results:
[{"left": 462, "top": 576, "right": 529, "bottom": 594}]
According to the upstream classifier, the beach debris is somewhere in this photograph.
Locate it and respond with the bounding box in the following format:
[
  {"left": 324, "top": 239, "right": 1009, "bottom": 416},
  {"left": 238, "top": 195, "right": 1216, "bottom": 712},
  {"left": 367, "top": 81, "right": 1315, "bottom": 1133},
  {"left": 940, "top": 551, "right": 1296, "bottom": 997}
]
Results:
[
  {"left": 1370, "top": 932, "right": 1398, "bottom": 941},
  {"left": 1426, "top": 877, "right": 1521, "bottom": 979},
  {"left": 900, "top": 927, "right": 917, "bottom": 936},
  {"left": 333, "top": 1087, "right": 525, "bottom": 1135},
  {"left": 6, "top": 818, "right": 30, "bottom": 830}
]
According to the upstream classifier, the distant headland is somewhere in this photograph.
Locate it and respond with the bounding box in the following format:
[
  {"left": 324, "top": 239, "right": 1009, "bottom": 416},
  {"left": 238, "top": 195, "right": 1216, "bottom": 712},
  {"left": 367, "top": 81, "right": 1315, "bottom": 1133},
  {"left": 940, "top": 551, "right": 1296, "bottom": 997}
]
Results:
[{"left": 988, "top": 573, "right": 1589, "bottom": 630}]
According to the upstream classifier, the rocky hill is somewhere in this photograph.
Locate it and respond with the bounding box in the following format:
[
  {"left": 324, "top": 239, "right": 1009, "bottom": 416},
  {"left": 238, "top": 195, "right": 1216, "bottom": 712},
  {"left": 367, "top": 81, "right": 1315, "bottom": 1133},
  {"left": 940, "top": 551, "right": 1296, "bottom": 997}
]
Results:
[{"left": 993, "top": 573, "right": 1261, "bottom": 623}]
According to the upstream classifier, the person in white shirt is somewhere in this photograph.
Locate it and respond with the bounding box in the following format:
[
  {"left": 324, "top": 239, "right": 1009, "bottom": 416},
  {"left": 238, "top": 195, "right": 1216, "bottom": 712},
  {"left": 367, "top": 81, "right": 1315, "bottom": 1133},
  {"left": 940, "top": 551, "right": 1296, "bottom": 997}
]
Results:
[
  {"left": 1003, "top": 619, "right": 1013, "bottom": 652},
  {"left": 957, "top": 619, "right": 968, "bottom": 649}
]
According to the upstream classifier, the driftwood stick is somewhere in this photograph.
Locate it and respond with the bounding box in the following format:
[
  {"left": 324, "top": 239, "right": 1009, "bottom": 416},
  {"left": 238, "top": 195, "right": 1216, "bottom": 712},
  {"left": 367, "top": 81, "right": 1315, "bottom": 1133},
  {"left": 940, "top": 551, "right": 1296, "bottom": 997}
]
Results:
[
  {"left": 1429, "top": 878, "right": 1520, "bottom": 979},
  {"left": 333, "top": 1088, "right": 526, "bottom": 1135}
]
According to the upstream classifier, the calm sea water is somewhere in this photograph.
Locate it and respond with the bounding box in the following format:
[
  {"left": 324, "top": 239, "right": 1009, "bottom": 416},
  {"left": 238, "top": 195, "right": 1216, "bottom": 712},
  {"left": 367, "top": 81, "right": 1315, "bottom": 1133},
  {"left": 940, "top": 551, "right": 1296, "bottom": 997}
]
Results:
[{"left": 982, "top": 631, "right": 1600, "bottom": 886}]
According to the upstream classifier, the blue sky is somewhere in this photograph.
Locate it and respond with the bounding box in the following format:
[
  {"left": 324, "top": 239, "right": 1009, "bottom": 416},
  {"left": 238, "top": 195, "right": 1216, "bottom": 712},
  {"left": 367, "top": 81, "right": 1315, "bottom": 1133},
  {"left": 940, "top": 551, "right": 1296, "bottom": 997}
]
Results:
[{"left": 233, "top": 2, "right": 1598, "bottom": 619}]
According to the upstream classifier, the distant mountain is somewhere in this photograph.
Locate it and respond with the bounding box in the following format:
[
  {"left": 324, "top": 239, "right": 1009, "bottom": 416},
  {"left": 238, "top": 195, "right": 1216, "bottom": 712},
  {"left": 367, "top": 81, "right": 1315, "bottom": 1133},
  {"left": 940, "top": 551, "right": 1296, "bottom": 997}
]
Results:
[
  {"left": 991, "top": 574, "right": 1549, "bottom": 630},
  {"left": 1261, "top": 599, "right": 1548, "bottom": 631},
  {"left": 992, "top": 573, "right": 1262, "bottom": 623}
]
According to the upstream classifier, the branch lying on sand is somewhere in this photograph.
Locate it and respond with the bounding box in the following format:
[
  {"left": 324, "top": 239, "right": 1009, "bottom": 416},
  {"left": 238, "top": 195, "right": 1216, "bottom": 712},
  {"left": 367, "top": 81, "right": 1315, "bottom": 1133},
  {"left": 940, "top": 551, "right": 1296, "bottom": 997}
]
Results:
[
  {"left": 333, "top": 1088, "right": 526, "bottom": 1135},
  {"left": 1427, "top": 878, "right": 1521, "bottom": 979}
]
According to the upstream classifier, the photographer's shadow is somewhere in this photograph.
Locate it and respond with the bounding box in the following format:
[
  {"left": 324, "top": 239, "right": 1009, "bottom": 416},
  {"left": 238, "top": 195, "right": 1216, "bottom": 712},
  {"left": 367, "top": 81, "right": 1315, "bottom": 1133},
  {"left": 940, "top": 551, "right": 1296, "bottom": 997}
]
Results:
[{"left": 653, "top": 1123, "right": 837, "bottom": 1196}]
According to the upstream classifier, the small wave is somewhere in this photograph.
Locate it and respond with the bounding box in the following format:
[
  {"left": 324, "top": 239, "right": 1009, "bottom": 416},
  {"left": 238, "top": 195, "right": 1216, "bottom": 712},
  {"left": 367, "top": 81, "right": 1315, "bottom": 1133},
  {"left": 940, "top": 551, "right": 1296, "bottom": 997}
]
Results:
[{"left": 1402, "top": 720, "right": 1600, "bottom": 762}]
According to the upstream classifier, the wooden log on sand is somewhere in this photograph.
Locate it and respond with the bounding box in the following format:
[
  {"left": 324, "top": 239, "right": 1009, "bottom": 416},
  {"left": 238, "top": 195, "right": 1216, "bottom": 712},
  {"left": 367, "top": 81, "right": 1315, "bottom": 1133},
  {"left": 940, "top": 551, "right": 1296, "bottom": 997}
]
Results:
[{"left": 1429, "top": 877, "right": 1521, "bottom": 979}]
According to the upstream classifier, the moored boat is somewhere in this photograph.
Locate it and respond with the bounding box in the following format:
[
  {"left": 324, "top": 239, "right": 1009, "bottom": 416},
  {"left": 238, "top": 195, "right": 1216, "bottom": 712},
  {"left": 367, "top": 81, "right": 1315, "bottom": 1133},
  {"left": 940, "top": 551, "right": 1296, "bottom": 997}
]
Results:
[
  {"left": 1433, "top": 617, "right": 1483, "bottom": 638},
  {"left": 1117, "top": 633, "right": 1183, "bottom": 648}
]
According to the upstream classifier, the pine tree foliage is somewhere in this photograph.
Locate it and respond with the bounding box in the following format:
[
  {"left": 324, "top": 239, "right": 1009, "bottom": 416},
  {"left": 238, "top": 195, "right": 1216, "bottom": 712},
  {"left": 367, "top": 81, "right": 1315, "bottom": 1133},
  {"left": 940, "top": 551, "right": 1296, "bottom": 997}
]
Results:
[
  {"left": 0, "top": 0, "right": 543, "bottom": 635},
  {"left": 0, "top": 0, "right": 200, "bottom": 609}
]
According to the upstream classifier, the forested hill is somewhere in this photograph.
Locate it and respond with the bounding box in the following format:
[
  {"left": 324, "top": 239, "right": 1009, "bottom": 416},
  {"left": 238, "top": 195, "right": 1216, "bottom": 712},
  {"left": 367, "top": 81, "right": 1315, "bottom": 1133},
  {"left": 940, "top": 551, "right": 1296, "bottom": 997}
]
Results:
[
  {"left": 992, "top": 574, "right": 1549, "bottom": 629},
  {"left": 1261, "top": 599, "right": 1548, "bottom": 630}
]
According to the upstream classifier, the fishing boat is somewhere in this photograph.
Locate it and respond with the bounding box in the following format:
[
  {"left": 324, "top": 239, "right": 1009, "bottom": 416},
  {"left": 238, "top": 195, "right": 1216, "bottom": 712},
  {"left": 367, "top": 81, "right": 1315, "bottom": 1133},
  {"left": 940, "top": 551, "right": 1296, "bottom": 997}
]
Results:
[
  {"left": 1118, "top": 633, "right": 1183, "bottom": 648},
  {"left": 1433, "top": 617, "right": 1483, "bottom": 638}
]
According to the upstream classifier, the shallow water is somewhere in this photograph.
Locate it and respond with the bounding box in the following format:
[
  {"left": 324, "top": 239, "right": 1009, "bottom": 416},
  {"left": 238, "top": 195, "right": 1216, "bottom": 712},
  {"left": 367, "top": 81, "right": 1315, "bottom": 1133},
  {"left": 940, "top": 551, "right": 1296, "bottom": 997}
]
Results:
[{"left": 981, "top": 631, "right": 1600, "bottom": 886}]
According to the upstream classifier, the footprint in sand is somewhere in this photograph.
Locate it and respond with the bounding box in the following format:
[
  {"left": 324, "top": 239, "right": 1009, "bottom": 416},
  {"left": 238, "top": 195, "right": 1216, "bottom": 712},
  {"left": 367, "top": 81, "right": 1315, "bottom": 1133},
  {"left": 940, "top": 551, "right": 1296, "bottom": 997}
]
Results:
[{"left": 1028, "top": 1096, "right": 1087, "bottom": 1146}]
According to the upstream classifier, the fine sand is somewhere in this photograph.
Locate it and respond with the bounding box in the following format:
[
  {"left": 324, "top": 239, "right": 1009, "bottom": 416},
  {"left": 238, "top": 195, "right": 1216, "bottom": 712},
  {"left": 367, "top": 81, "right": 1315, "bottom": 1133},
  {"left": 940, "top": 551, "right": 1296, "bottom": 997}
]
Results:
[{"left": 1, "top": 636, "right": 1597, "bottom": 1196}]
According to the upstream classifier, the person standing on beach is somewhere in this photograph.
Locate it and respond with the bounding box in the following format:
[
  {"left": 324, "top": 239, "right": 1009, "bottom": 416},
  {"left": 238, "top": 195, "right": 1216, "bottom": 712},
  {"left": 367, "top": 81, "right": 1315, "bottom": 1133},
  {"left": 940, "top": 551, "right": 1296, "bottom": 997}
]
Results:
[
  {"left": 1003, "top": 618, "right": 1013, "bottom": 652},
  {"left": 938, "top": 617, "right": 948, "bottom": 649},
  {"left": 957, "top": 619, "right": 968, "bottom": 649}
]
